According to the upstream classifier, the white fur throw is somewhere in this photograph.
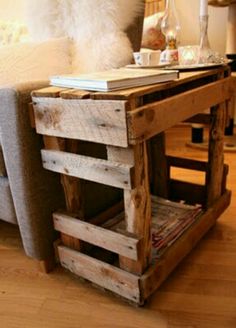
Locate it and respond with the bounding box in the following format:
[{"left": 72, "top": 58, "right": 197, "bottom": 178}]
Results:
[{"left": 25, "top": 0, "right": 144, "bottom": 73}]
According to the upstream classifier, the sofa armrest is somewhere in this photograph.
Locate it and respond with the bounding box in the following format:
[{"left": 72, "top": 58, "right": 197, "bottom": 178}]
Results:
[{"left": 0, "top": 80, "right": 65, "bottom": 260}]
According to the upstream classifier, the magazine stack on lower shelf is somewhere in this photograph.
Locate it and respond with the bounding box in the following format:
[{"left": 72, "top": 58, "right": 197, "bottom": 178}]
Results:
[{"left": 151, "top": 196, "right": 202, "bottom": 259}]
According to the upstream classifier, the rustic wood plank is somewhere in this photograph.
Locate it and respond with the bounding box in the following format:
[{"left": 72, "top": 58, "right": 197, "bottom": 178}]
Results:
[
  {"left": 33, "top": 97, "right": 128, "bottom": 147},
  {"left": 60, "top": 89, "right": 91, "bottom": 99},
  {"left": 58, "top": 245, "right": 141, "bottom": 304},
  {"left": 53, "top": 212, "right": 140, "bottom": 260},
  {"left": 28, "top": 103, "right": 36, "bottom": 128},
  {"left": 106, "top": 146, "right": 135, "bottom": 165},
  {"left": 149, "top": 133, "right": 169, "bottom": 198},
  {"left": 32, "top": 86, "right": 69, "bottom": 98},
  {"left": 169, "top": 180, "right": 207, "bottom": 206},
  {"left": 206, "top": 102, "right": 227, "bottom": 207},
  {"left": 184, "top": 113, "right": 211, "bottom": 124},
  {"left": 91, "top": 69, "right": 225, "bottom": 101},
  {"left": 140, "top": 190, "right": 231, "bottom": 300},
  {"left": 41, "top": 149, "right": 134, "bottom": 190},
  {"left": 221, "top": 164, "right": 229, "bottom": 195},
  {"left": 167, "top": 156, "right": 208, "bottom": 172},
  {"left": 114, "top": 145, "right": 152, "bottom": 275},
  {"left": 89, "top": 201, "right": 124, "bottom": 226},
  {"left": 43, "top": 136, "right": 83, "bottom": 251},
  {"left": 38, "top": 257, "right": 56, "bottom": 273},
  {"left": 127, "top": 77, "right": 233, "bottom": 144}
]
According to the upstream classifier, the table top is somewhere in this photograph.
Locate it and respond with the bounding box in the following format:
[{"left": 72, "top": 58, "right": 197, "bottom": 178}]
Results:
[
  {"left": 32, "top": 66, "right": 235, "bottom": 148},
  {"left": 32, "top": 67, "right": 231, "bottom": 102}
]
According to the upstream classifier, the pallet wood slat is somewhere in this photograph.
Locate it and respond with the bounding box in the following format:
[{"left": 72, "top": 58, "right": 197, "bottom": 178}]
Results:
[
  {"left": 32, "top": 86, "right": 69, "bottom": 98},
  {"left": 167, "top": 156, "right": 208, "bottom": 172},
  {"left": 31, "top": 67, "right": 232, "bottom": 305},
  {"left": 149, "top": 133, "right": 169, "bottom": 198},
  {"left": 140, "top": 190, "right": 231, "bottom": 300},
  {"left": 91, "top": 69, "right": 226, "bottom": 101},
  {"left": 127, "top": 77, "right": 233, "bottom": 144},
  {"left": 122, "top": 145, "right": 152, "bottom": 275},
  {"left": 53, "top": 212, "right": 140, "bottom": 260},
  {"left": 28, "top": 103, "right": 36, "bottom": 128},
  {"left": 58, "top": 245, "right": 141, "bottom": 303},
  {"left": 89, "top": 201, "right": 124, "bottom": 226},
  {"left": 33, "top": 97, "right": 129, "bottom": 147},
  {"left": 184, "top": 113, "right": 211, "bottom": 124},
  {"left": 206, "top": 103, "right": 227, "bottom": 206},
  {"left": 43, "top": 136, "right": 83, "bottom": 251},
  {"left": 60, "top": 89, "right": 91, "bottom": 99},
  {"left": 169, "top": 179, "right": 206, "bottom": 205},
  {"left": 106, "top": 144, "right": 152, "bottom": 275},
  {"left": 41, "top": 149, "right": 134, "bottom": 190}
]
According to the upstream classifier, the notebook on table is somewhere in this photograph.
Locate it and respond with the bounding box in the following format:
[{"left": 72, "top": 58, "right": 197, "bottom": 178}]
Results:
[{"left": 50, "top": 68, "right": 179, "bottom": 92}]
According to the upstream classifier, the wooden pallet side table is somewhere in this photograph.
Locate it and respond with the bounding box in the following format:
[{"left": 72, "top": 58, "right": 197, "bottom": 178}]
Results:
[{"left": 31, "top": 67, "right": 235, "bottom": 305}]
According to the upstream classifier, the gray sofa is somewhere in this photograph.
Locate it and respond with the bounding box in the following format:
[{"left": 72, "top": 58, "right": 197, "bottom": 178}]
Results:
[
  {"left": 0, "top": 81, "right": 64, "bottom": 262},
  {"left": 0, "top": 4, "right": 145, "bottom": 267}
]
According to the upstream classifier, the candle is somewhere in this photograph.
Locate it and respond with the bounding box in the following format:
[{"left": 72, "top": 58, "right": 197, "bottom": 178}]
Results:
[
  {"left": 200, "top": 0, "right": 208, "bottom": 16},
  {"left": 178, "top": 45, "right": 200, "bottom": 65}
]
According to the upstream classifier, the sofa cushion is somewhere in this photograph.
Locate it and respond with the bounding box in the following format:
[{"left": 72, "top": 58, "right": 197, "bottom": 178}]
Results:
[
  {"left": 0, "top": 143, "right": 6, "bottom": 176},
  {"left": 141, "top": 12, "right": 166, "bottom": 50},
  {"left": 0, "top": 176, "right": 17, "bottom": 224},
  {"left": 0, "top": 20, "right": 28, "bottom": 46},
  {"left": 0, "top": 37, "right": 72, "bottom": 86}
]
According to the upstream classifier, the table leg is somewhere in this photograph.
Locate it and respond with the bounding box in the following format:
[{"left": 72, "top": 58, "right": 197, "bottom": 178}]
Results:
[
  {"left": 149, "top": 132, "right": 169, "bottom": 198},
  {"left": 43, "top": 136, "right": 84, "bottom": 251},
  {"left": 107, "top": 143, "right": 152, "bottom": 275},
  {"left": 206, "top": 103, "right": 227, "bottom": 207}
]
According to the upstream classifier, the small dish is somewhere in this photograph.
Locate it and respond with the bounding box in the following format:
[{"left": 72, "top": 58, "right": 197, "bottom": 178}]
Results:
[
  {"left": 164, "top": 62, "right": 228, "bottom": 71},
  {"left": 126, "top": 63, "right": 171, "bottom": 69}
]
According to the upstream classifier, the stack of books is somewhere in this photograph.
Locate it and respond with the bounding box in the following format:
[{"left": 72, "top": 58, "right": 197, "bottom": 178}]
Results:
[
  {"left": 151, "top": 196, "right": 202, "bottom": 258},
  {"left": 50, "top": 67, "right": 179, "bottom": 92}
]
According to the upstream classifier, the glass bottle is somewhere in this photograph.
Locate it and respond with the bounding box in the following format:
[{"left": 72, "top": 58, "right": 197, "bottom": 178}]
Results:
[
  {"left": 160, "top": 0, "right": 180, "bottom": 64},
  {"left": 198, "top": 15, "right": 213, "bottom": 64}
]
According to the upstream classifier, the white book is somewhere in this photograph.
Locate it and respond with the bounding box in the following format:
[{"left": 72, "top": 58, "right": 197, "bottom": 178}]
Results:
[{"left": 50, "top": 68, "right": 179, "bottom": 91}]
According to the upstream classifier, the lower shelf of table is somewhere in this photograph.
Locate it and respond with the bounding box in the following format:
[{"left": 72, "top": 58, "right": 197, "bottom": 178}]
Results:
[{"left": 57, "top": 190, "right": 231, "bottom": 305}]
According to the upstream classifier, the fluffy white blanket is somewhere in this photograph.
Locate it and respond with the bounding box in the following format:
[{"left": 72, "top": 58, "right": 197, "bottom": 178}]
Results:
[{"left": 25, "top": 0, "right": 144, "bottom": 72}]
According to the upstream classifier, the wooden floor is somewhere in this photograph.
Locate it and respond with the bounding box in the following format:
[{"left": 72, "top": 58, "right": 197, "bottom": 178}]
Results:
[{"left": 1, "top": 126, "right": 236, "bottom": 328}]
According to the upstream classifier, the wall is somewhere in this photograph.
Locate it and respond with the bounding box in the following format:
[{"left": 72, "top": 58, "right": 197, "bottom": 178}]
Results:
[
  {"left": 0, "top": 0, "right": 229, "bottom": 54},
  {"left": 176, "top": 0, "right": 228, "bottom": 55},
  {"left": 0, "top": 0, "right": 25, "bottom": 21}
]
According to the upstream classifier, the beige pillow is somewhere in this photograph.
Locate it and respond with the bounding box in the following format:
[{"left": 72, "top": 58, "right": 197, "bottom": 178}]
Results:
[
  {"left": 0, "top": 37, "right": 72, "bottom": 86},
  {"left": 141, "top": 13, "right": 166, "bottom": 50},
  {"left": 0, "top": 20, "right": 28, "bottom": 46}
]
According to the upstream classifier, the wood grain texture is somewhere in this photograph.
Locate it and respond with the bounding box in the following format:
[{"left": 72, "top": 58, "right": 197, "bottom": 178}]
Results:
[
  {"left": 206, "top": 103, "right": 227, "bottom": 207},
  {"left": 145, "top": 0, "right": 165, "bottom": 16},
  {"left": 43, "top": 136, "right": 83, "bottom": 251},
  {"left": 0, "top": 125, "right": 236, "bottom": 327},
  {"left": 41, "top": 149, "right": 134, "bottom": 190},
  {"left": 92, "top": 69, "right": 227, "bottom": 101},
  {"left": 32, "top": 86, "right": 68, "bottom": 98},
  {"left": 128, "top": 77, "right": 233, "bottom": 144},
  {"left": 60, "top": 89, "right": 91, "bottom": 99},
  {"left": 122, "top": 144, "right": 152, "bottom": 275},
  {"left": 33, "top": 97, "right": 128, "bottom": 147},
  {"left": 106, "top": 145, "right": 152, "bottom": 275},
  {"left": 58, "top": 245, "right": 141, "bottom": 303},
  {"left": 149, "top": 133, "right": 169, "bottom": 198},
  {"left": 53, "top": 212, "right": 140, "bottom": 260},
  {"left": 140, "top": 190, "right": 231, "bottom": 300},
  {"left": 28, "top": 103, "right": 35, "bottom": 128}
]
